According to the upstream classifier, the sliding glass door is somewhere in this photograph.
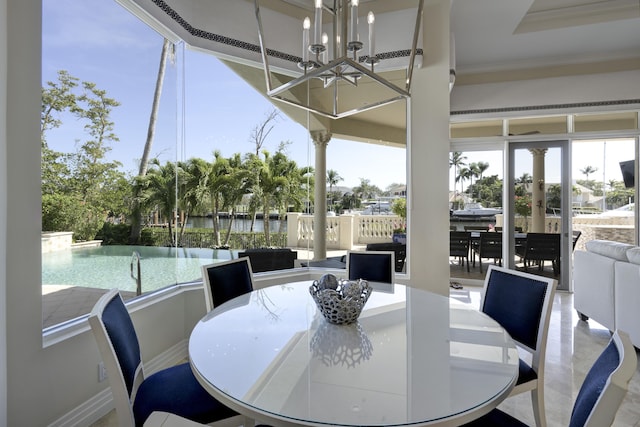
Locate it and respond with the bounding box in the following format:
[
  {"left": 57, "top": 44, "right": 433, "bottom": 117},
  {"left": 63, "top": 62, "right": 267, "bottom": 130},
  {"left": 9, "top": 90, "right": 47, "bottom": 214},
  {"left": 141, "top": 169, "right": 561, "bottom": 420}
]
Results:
[{"left": 507, "top": 141, "right": 570, "bottom": 290}]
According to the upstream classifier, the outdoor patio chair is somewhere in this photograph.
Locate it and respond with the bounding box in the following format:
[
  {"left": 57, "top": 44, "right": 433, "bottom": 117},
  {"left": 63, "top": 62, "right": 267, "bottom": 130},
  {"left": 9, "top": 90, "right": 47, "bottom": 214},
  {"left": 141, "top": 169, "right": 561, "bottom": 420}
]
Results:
[
  {"left": 464, "top": 225, "right": 490, "bottom": 232},
  {"left": 201, "top": 257, "right": 254, "bottom": 311},
  {"left": 495, "top": 226, "right": 523, "bottom": 232},
  {"left": 475, "top": 231, "right": 503, "bottom": 273},
  {"left": 449, "top": 231, "right": 471, "bottom": 272},
  {"left": 480, "top": 266, "right": 557, "bottom": 427},
  {"left": 88, "top": 289, "right": 238, "bottom": 427},
  {"left": 346, "top": 250, "right": 395, "bottom": 283},
  {"left": 516, "top": 232, "right": 561, "bottom": 276},
  {"left": 365, "top": 242, "right": 406, "bottom": 272},
  {"left": 237, "top": 248, "right": 297, "bottom": 273},
  {"left": 463, "top": 329, "right": 636, "bottom": 427}
]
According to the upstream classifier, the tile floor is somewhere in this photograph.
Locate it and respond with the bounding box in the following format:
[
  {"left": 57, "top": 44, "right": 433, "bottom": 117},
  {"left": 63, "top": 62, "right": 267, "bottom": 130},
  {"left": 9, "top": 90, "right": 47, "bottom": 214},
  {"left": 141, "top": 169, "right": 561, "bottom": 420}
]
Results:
[{"left": 91, "top": 287, "right": 640, "bottom": 427}]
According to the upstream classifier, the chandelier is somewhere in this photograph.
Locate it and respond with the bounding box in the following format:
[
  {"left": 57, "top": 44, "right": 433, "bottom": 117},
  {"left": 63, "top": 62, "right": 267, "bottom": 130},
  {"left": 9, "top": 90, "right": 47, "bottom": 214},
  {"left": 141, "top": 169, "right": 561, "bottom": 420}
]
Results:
[{"left": 254, "top": 0, "right": 424, "bottom": 119}]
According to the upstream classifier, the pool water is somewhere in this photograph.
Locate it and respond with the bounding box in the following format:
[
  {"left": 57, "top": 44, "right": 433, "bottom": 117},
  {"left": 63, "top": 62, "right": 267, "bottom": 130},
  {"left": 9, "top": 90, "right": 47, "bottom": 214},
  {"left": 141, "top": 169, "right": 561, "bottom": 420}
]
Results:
[{"left": 42, "top": 245, "right": 236, "bottom": 293}]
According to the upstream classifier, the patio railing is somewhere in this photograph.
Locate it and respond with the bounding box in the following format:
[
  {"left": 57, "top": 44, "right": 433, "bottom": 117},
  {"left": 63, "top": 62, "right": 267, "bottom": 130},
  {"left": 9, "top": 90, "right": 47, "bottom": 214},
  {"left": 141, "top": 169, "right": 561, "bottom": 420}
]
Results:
[{"left": 287, "top": 213, "right": 403, "bottom": 250}]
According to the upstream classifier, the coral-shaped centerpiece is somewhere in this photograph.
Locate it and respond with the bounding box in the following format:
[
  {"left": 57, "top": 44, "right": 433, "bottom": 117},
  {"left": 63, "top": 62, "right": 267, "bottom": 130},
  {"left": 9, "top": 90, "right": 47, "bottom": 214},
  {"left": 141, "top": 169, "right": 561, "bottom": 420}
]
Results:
[{"left": 309, "top": 274, "right": 372, "bottom": 325}]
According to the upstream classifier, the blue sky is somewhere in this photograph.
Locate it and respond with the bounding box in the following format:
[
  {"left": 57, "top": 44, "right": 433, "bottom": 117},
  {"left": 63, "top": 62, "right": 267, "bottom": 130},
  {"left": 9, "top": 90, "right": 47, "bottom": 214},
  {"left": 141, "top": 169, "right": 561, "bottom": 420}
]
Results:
[
  {"left": 42, "top": 0, "right": 633, "bottom": 194},
  {"left": 41, "top": 0, "right": 407, "bottom": 190}
]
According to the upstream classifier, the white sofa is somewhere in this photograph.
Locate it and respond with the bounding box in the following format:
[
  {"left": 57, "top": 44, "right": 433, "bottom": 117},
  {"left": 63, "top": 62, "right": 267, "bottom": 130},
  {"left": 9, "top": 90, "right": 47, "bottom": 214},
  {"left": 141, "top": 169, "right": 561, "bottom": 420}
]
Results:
[{"left": 574, "top": 240, "right": 640, "bottom": 348}]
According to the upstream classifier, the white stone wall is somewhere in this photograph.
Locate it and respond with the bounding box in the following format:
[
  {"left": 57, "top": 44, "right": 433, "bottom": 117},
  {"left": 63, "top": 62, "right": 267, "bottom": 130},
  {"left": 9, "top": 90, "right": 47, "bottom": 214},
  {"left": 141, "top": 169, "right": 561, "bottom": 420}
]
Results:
[{"left": 41, "top": 232, "right": 73, "bottom": 253}]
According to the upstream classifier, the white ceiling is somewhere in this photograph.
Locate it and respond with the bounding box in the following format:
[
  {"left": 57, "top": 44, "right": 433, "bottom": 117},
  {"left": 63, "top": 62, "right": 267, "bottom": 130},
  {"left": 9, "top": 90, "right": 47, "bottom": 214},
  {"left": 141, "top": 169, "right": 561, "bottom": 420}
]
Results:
[
  {"left": 451, "top": 0, "right": 640, "bottom": 75},
  {"left": 122, "top": 0, "right": 640, "bottom": 142}
]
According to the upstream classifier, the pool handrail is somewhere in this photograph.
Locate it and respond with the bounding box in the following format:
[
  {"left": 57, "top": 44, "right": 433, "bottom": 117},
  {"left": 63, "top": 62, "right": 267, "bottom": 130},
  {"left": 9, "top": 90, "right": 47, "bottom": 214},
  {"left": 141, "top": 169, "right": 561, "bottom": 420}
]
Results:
[{"left": 130, "top": 251, "right": 142, "bottom": 295}]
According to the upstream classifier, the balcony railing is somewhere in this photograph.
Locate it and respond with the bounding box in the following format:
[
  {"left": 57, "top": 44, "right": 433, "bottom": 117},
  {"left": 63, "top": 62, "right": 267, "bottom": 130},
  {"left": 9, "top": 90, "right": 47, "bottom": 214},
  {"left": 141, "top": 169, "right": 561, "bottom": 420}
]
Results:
[{"left": 287, "top": 213, "right": 403, "bottom": 249}]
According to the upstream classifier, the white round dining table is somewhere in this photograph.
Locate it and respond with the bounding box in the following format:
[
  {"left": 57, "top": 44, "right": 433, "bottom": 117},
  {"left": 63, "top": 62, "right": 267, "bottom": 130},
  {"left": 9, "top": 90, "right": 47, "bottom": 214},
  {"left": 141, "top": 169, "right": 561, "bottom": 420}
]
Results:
[{"left": 189, "top": 281, "right": 518, "bottom": 427}]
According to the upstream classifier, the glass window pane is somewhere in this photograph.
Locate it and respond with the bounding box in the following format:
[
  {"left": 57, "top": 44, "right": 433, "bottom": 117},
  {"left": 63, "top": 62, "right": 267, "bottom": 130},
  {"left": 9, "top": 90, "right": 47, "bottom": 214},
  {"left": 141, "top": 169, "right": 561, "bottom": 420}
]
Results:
[
  {"left": 449, "top": 150, "right": 503, "bottom": 281},
  {"left": 42, "top": 0, "right": 408, "bottom": 329},
  {"left": 509, "top": 116, "right": 567, "bottom": 135},
  {"left": 574, "top": 112, "right": 638, "bottom": 133},
  {"left": 572, "top": 138, "right": 636, "bottom": 249},
  {"left": 42, "top": 0, "right": 178, "bottom": 328}
]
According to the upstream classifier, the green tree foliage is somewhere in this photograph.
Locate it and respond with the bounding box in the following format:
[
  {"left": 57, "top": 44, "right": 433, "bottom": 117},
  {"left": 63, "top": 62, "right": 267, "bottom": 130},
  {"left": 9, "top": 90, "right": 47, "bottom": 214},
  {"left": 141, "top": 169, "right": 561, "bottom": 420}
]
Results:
[
  {"left": 41, "top": 71, "right": 127, "bottom": 240},
  {"left": 449, "top": 151, "right": 467, "bottom": 202},
  {"left": 546, "top": 184, "right": 561, "bottom": 209},
  {"left": 339, "top": 192, "right": 360, "bottom": 212},
  {"left": 134, "top": 159, "right": 181, "bottom": 246},
  {"left": 606, "top": 180, "right": 634, "bottom": 208},
  {"left": 41, "top": 193, "right": 104, "bottom": 241},
  {"left": 391, "top": 198, "right": 407, "bottom": 232},
  {"left": 353, "top": 178, "right": 382, "bottom": 201},
  {"left": 514, "top": 194, "right": 532, "bottom": 217},
  {"left": 466, "top": 175, "right": 503, "bottom": 208},
  {"left": 327, "top": 169, "right": 343, "bottom": 211}
]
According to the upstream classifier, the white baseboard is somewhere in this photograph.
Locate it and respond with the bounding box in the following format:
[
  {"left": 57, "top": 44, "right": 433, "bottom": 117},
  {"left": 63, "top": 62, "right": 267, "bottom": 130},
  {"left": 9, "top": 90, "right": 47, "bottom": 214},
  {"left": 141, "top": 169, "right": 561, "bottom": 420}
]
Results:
[{"left": 48, "top": 340, "right": 189, "bottom": 427}]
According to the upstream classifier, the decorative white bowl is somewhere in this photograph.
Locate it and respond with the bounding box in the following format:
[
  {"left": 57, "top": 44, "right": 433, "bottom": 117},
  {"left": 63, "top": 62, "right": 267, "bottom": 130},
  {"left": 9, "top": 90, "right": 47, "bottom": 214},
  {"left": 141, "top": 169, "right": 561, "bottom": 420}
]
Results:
[{"left": 310, "top": 275, "right": 372, "bottom": 325}]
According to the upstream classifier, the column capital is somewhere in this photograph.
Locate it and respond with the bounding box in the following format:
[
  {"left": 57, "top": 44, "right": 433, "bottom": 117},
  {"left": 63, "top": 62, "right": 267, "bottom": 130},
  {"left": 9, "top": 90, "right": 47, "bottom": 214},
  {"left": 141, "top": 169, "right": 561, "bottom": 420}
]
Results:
[
  {"left": 529, "top": 148, "right": 548, "bottom": 157},
  {"left": 310, "top": 130, "right": 332, "bottom": 146}
]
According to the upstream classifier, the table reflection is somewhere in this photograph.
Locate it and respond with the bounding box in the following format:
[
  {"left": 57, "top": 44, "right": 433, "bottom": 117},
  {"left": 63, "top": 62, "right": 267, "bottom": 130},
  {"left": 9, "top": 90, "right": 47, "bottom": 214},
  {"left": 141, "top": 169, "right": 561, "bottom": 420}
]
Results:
[
  {"left": 310, "top": 320, "right": 373, "bottom": 368},
  {"left": 190, "top": 282, "right": 518, "bottom": 427}
]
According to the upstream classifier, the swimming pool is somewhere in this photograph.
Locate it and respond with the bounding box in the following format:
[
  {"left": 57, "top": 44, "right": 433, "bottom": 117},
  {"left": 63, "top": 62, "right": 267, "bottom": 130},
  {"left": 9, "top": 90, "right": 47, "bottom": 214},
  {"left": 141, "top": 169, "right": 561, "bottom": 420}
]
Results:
[{"left": 42, "top": 245, "right": 236, "bottom": 293}]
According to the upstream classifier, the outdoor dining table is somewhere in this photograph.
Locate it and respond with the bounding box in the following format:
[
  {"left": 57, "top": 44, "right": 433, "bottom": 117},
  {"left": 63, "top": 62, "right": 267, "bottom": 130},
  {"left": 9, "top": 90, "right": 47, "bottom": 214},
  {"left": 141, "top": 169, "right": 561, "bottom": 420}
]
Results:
[{"left": 189, "top": 281, "right": 519, "bottom": 427}]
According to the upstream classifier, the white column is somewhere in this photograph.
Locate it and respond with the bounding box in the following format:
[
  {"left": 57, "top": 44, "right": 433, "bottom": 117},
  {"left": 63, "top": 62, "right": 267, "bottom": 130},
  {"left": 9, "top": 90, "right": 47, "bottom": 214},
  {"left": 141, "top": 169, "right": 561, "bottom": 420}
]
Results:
[
  {"left": 408, "top": 0, "right": 450, "bottom": 295},
  {"left": 531, "top": 148, "right": 547, "bottom": 233},
  {"left": 311, "top": 130, "right": 331, "bottom": 261},
  {"left": 6, "top": 0, "right": 44, "bottom": 424}
]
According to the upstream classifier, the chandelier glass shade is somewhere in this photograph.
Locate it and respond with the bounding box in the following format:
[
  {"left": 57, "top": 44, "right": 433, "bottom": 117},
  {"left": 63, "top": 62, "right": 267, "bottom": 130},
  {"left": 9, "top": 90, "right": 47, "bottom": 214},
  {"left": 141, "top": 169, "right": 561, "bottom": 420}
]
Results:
[{"left": 254, "top": 0, "right": 424, "bottom": 119}]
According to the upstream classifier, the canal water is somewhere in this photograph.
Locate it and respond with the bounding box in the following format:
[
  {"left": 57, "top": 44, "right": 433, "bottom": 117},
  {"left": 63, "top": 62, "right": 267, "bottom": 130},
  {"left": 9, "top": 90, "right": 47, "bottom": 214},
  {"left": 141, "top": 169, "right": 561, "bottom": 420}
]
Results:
[{"left": 187, "top": 216, "right": 286, "bottom": 233}]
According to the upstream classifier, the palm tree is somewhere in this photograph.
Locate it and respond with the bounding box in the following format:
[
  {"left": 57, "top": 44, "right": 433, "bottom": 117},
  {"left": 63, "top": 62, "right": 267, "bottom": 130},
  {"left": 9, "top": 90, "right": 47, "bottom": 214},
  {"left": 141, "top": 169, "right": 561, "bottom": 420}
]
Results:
[
  {"left": 515, "top": 172, "right": 533, "bottom": 197},
  {"left": 178, "top": 158, "right": 212, "bottom": 245},
  {"left": 476, "top": 161, "right": 490, "bottom": 179},
  {"left": 467, "top": 163, "right": 481, "bottom": 198},
  {"left": 353, "top": 178, "right": 380, "bottom": 201},
  {"left": 516, "top": 172, "right": 533, "bottom": 186},
  {"left": 220, "top": 153, "right": 252, "bottom": 247},
  {"left": 326, "top": 169, "right": 343, "bottom": 209},
  {"left": 580, "top": 165, "right": 598, "bottom": 181},
  {"left": 271, "top": 154, "right": 313, "bottom": 235},
  {"left": 449, "top": 151, "right": 467, "bottom": 195},
  {"left": 456, "top": 167, "right": 473, "bottom": 199},
  {"left": 130, "top": 39, "right": 172, "bottom": 244},
  {"left": 207, "top": 151, "right": 235, "bottom": 247},
  {"left": 257, "top": 150, "right": 288, "bottom": 246},
  {"left": 136, "top": 159, "right": 180, "bottom": 246}
]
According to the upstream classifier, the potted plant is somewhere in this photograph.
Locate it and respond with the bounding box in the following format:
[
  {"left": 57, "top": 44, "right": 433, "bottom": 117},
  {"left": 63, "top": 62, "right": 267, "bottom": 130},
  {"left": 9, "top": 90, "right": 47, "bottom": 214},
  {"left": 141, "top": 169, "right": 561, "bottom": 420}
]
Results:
[{"left": 391, "top": 198, "right": 407, "bottom": 244}]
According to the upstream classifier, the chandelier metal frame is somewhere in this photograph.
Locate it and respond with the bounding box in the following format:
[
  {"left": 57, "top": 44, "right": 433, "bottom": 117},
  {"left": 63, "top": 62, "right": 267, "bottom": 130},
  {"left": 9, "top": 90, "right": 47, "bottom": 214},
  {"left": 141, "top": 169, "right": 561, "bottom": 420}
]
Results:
[{"left": 254, "top": 0, "right": 424, "bottom": 119}]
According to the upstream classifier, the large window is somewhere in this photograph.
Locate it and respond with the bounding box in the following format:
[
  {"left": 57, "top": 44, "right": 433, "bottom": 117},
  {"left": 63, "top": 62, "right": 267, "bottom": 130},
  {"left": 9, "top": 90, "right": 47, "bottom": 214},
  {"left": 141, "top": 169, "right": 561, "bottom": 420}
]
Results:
[
  {"left": 572, "top": 138, "right": 636, "bottom": 249},
  {"left": 449, "top": 149, "right": 504, "bottom": 281},
  {"left": 41, "top": 0, "right": 407, "bottom": 329}
]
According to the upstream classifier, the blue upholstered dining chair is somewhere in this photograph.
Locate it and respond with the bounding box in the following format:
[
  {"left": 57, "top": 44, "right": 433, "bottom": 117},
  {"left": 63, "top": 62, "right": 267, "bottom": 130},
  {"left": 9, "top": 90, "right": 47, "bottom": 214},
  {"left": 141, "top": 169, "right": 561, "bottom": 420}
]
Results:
[
  {"left": 481, "top": 265, "right": 557, "bottom": 427},
  {"left": 346, "top": 250, "right": 395, "bottom": 283},
  {"left": 88, "top": 289, "right": 238, "bottom": 427},
  {"left": 463, "top": 330, "right": 637, "bottom": 427},
  {"left": 201, "top": 257, "right": 254, "bottom": 312}
]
